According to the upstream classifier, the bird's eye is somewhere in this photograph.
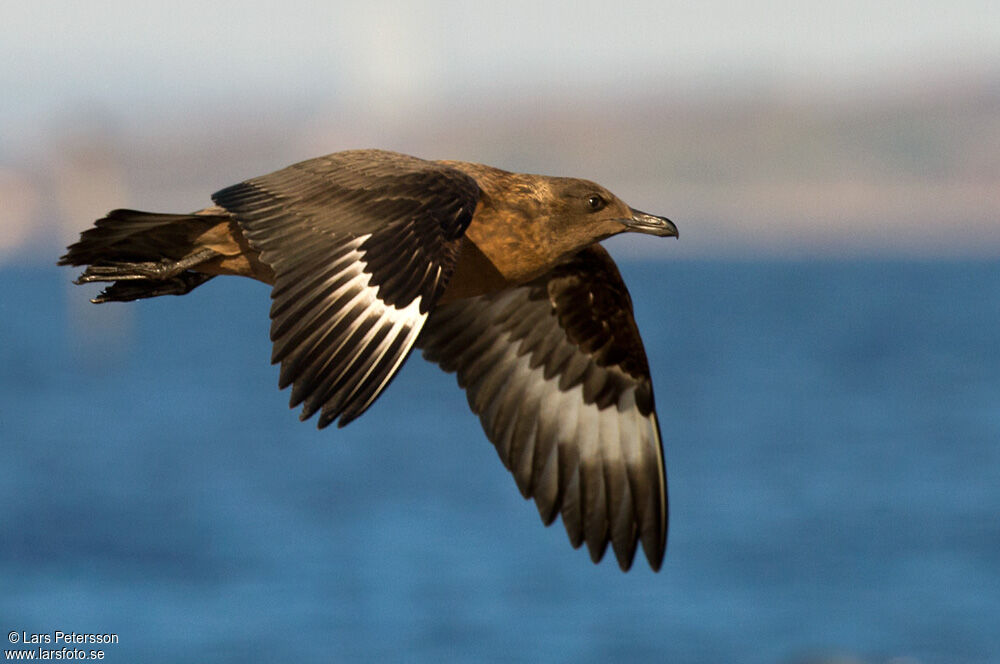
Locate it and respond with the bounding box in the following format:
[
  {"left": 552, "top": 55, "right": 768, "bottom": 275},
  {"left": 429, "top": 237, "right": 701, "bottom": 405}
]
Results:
[{"left": 587, "top": 194, "right": 606, "bottom": 211}]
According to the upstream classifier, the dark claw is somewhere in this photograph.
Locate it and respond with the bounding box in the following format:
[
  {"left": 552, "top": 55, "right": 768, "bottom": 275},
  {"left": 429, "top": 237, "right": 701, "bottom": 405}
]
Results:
[{"left": 90, "top": 272, "right": 215, "bottom": 303}]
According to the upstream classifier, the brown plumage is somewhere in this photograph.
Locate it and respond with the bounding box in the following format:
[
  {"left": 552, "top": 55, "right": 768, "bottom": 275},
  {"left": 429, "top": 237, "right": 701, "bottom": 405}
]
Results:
[{"left": 59, "top": 149, "right": 678, "bottom": 571}]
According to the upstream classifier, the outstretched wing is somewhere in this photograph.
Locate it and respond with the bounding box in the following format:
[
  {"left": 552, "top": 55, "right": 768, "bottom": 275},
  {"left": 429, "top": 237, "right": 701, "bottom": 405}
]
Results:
[
  {"left": 213, "top": 149, "right": 481, "bottom": 427},
  {"left": 419, "top": 245, "right": 667, "bottom": 571}
]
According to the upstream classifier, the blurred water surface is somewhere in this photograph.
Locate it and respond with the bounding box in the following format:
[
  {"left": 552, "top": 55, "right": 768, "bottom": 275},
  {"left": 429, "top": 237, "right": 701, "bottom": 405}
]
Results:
[{"left": 2, "top": 258, "right": 998, "bottom": 663}]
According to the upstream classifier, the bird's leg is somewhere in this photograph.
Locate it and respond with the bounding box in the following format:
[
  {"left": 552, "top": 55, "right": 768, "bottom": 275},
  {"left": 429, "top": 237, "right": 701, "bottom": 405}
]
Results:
[
  {"left": 89, "top": 272, "right": 215, "bottom": 303},
  {"left": 74, "top": 248, "right": 220, "bottom": 284}
]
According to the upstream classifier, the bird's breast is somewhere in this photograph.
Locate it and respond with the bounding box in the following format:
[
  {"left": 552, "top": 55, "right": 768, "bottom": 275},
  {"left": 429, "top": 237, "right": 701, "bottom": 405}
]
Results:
[{"left": 438, "top": 208, "right": 559, "bottom": 303}]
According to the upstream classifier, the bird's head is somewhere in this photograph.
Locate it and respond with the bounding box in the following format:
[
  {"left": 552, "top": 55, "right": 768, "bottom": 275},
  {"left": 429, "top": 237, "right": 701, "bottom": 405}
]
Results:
[
  {"left": 539, "top": 176, "right": 678, "bottom": 248},
  {"left": 439, "top": 160, "right": 678, "bottom": 284}
]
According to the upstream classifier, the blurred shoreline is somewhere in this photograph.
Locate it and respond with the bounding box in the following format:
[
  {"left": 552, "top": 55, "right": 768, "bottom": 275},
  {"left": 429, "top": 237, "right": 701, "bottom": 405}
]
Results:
[{"left": 4, "top": 74, "right": 998, "bottom": 262}]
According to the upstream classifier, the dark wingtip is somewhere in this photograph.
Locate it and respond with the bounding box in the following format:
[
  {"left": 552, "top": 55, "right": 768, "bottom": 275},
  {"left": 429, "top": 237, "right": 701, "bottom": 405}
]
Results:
[
  {"left": 646, "top": 550, "right": 664, "bottom": 573},
  {"left": 641, "top": 525, "right": 667, "bottom": 572},
  {"left": 616, "top": 552, "right": 635, "bottom": 572}
]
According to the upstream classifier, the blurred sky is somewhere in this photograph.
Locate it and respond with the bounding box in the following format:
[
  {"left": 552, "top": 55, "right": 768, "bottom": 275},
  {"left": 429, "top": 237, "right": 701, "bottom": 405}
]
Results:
[
  {"left": 2, "top": 0, "right": 999, "bottom": 258},
  {"left": 4, "top": 0, "right": 999, "bottom": 120},
  {"left": 0, "top": 0, "right": 1000, "bottom": 113}
]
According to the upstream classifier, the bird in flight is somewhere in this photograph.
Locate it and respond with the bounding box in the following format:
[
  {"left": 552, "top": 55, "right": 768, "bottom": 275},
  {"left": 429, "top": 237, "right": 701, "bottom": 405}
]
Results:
[{"left": 60, "top": 149, "right": 678, "bottom": 571}]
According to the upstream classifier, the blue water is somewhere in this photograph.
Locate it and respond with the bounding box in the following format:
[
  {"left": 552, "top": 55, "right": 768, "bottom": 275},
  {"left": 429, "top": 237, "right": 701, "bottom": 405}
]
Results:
[{"left": 2, "top": 259, "right": 998, "bottom": 663}]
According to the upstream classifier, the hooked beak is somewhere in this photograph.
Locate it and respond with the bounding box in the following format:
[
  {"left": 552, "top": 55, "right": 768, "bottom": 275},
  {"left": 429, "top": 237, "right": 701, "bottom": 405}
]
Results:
[{"left": 623, "top": 208, "right": 678, "bottom": 238}]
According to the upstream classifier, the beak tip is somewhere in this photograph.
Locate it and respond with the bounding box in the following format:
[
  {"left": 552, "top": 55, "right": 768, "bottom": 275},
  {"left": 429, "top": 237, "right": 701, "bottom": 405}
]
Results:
[{"left": 627, "top": 208, "right": 678, "bottom": 238}]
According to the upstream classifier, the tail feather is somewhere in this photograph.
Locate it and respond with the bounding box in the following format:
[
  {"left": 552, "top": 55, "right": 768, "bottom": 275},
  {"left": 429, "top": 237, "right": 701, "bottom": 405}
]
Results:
[
  {"left": 59, "top": 209, "right": 225, "bottom": 266},
  {"left": 60, "top": 209, "right": 230, "bottom": 302}
]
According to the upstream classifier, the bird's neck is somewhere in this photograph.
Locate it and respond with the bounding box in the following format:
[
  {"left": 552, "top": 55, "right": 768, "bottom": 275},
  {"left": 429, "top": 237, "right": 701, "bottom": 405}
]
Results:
[{"left": 435, "top": 160, "right": 617, "bottom": 302}]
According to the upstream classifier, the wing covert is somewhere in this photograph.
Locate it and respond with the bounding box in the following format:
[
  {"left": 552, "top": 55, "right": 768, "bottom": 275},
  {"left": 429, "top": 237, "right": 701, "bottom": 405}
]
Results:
[{"left": 213, "top": 150, "right": 481, "bottom": 427}]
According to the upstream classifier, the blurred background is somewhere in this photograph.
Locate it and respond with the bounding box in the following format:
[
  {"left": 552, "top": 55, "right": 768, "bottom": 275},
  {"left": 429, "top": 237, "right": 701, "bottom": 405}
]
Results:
[{"left": 1, "top": 1, "right": 998, "bottom": 662}]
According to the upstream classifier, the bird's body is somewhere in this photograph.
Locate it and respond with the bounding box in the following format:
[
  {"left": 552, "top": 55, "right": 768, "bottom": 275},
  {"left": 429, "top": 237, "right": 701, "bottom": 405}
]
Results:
[{"left": 60, "top": 149, "right": 678, "bottom": 571}]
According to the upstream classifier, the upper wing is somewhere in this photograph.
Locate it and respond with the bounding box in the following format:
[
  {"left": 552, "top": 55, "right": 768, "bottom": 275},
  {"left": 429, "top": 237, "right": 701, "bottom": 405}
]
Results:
[
  {"left": 418, "top": 245, "right": 667, "bottom": 571},
  {"left": 212, "top": 149, "right": 481, "bottom": 427}
]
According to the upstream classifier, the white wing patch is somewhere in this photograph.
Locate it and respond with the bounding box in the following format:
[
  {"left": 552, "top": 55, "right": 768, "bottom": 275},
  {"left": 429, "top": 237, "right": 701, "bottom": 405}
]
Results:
[
  {"left": 420, "top": 283, "right": 666, "bottom": 570},
  {"left": 269, "top": 234, "right": 430, "bottom": 427}
]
